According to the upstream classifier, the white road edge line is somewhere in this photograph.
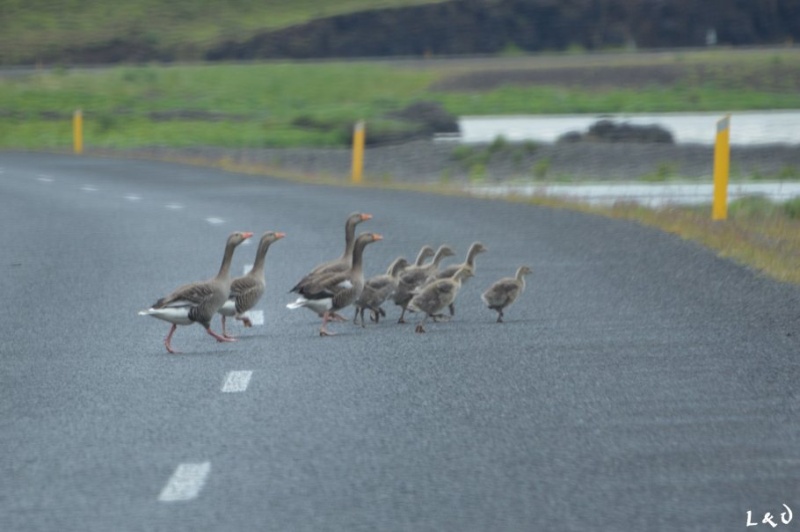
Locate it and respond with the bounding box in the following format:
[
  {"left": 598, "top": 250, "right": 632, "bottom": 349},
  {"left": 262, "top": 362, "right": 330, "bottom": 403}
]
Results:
[
  {"left": 158, "top": 462, "right": 211, "bottom": 502},
  {"left": 221, "top": 370, "right": 253, "bottom": 393}
]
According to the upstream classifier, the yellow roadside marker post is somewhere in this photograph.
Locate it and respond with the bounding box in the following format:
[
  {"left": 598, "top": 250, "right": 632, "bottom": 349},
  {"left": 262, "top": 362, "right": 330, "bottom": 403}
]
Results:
[
  {"left": 712, "top": 114, "right": 730, "bottom": 221},
  {"left": 351, "top": 120, "right": 365, "bottom": 184},
  {"left": 73, "top": 109, "right": 83, "bottom": 155}
]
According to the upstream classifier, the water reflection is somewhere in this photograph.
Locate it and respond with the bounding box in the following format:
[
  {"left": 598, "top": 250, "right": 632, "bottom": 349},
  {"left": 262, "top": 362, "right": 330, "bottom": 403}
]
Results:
[{"left": 457, "top": 111, "right": 800, "bottom": 145}]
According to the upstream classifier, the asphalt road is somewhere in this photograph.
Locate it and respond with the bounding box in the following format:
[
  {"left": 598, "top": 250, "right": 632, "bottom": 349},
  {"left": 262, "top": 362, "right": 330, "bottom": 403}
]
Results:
[{"left": 2, "top": 152, "right": 800, "bottom": 531}]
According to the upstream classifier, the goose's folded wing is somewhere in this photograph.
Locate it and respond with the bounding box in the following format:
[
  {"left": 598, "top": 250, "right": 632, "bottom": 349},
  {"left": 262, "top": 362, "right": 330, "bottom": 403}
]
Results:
[{"left": 153, "top": 281, "right": 215, "bottom": 308}]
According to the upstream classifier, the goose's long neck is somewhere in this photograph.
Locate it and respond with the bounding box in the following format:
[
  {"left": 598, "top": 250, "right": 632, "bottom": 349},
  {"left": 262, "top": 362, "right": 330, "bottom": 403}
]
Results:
[
  {"left": 250, "top": 241, "right": 271, "bottom": 276},
  {"left": 351, "top": 241, "right": 370, "bottom": 276},
  {"left": 414, "top": 249, "right": 431, "bottom": 266},
  {"left": 515, "top": 268, "right": 527, "bottom": 290},
  {"left": 465, "top": 245, "right": 481, "bottom": 267},
  {"left": 341, "top": 220, "right": 357, "bottom": 261},
  {"left": 216, "top": 241, "right": 237, "bottom": 280},
  {"left": 389, "top": 259, "right": 405, "bottom": 277},
  {"left": 432, "top": 250, "right": 448, "bottom": 267}
]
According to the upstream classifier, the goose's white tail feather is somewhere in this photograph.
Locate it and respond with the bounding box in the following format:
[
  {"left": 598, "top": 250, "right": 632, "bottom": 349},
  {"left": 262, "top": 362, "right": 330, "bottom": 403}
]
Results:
[
  {"left": 138, "top": 307, "right": 193, "bottom": 325},
  {"left": 287, "top": 297, "right": 332, "bottom": 315},
  {"left": 286, "top": 298, "right": 307, "bottom": 310},
  {"left": 218, "top": 299, "right": 236, "bottom": 317}
]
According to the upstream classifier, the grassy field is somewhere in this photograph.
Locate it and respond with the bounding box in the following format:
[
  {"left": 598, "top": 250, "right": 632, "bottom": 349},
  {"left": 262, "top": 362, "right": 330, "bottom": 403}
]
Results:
[
  {"left": 2, "top": 48, "right": 800, "bottom": 150},
  {"left": 0, "top": 0, "right": 446, "bottom": 64},
  {"left": 3, "top": 47, "right": 800, "bottom": 285}
]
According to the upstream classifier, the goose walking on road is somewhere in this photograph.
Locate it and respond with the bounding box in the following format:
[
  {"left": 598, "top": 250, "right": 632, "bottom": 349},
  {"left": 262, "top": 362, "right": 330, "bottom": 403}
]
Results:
[
  {"left": 481, "top": 266, "right": 532, "bottom": 323},
  {"left": 218, "top": 231, "right": 285, "bottom": 338},
  {"left": 393, "top": 244, "right": 455, "bottom": 324},
  {"left": 139, "top": 231, "right": 253, "bottom": 354},
  {"left": 408, "top": 267, "right": 473, "bottom": 333},
  {"left": 287, "top": 233, "right": 383, "bottom": 336},
  {"left": 289, "top": 212, "right": 372, "bottom": 293},
  {"left": 354, "top": 256, "right": 409, "bottom": 327},
  {"left": 430, "top": 241, "right": 487, "bottom": 316}
]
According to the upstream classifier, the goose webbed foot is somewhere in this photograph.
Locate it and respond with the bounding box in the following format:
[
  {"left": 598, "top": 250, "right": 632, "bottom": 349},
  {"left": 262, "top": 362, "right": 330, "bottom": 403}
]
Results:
[{"left": 206, "top": 327, "right": 236, "bottom": 343}]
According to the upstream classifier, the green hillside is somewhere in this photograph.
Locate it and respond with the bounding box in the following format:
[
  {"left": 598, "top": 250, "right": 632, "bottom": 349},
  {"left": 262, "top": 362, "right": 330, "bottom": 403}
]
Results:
[{"left": 0, "top": 0, "right": 445, "bottom": 64}]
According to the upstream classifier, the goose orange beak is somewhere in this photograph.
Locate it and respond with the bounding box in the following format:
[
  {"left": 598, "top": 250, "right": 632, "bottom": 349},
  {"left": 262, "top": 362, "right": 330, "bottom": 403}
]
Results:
[
  {"left": 361, "top": 213, "right": 373, "bottom": 221},
  {"left": 276, "top": 232, "right": 286, "bottom": 239},
  {"left": 242, "top": 232, "right": 254, "bottom": 239},
  {"left": 373, "top": 233, "right": 383, "bottom": 241}
]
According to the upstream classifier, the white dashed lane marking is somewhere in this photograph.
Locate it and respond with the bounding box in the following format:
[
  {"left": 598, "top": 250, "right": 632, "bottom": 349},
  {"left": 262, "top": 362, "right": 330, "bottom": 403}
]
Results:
[
  {"left": 36, "top": 175, "right": 53, "bottom": 183},
  {"left": 81, "top": 185, "right": 98, "bottom": 192},
  {"left": 221, "top": 371, "right": 253, "bottom": 393},
  {"left": 165, "top": 203, "right": 184, "bottom": 210},
  {"left": 244, "top": 310, "right": 264, "bottom": 326},
  {"left": 124, "top": 194, "right": 141, "bottom": 201},
  {"left": 205, "top": 217, "right": 225, "bottom": 225},
  {"left": 158, "top": 462, "right": 211, "bottom": 502}
]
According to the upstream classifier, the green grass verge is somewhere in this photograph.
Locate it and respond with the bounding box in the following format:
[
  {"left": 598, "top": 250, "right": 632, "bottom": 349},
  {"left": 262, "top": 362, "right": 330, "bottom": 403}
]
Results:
[{"left": 2, "top": 48, "right": 800, "bottom": 150}]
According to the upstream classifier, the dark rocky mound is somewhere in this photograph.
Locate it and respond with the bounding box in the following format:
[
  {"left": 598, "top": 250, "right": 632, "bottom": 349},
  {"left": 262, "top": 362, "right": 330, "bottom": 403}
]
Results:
[
  {"left": 385, "top": 101, "right": 460, "bottom": 136},
  {"left": 558, "top": 119, "right": 675, "bottom": 144}
]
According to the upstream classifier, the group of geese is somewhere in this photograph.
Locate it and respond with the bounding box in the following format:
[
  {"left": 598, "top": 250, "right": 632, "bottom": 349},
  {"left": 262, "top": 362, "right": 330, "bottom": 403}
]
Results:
[{"left": 139, "top": 212, "right": 531, "bottom": 354}]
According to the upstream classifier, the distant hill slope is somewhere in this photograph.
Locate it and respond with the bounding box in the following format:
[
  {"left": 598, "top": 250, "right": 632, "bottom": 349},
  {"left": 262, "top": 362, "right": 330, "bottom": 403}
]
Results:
[
  {"left": 0, "top": 0, "right": 446, "bottom": 65},
  {"left": 3, "top": 0, "right": 799, "bottom": 65}
]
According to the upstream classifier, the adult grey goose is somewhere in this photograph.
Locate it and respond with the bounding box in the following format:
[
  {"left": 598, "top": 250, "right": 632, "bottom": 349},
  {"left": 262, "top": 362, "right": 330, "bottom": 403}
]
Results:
[
  {"left": 289, "top": 212, "right": 372, "bottom": 294},
  {"left": 217, "top": 230, "right": 285, "bottom": 338},
  {"left": 139, "top": 231, "right": 253, "bottom": 354},
  {"left": 408, "top": 266, "right": 473, "bottom": 333},
  {"left": 392, "top": 244, "right": 455, "bottom": 324},
  {"left": 287, "top": 232, "right": 382, "bottom": 336},
  {"left": 353, "top": 256, "right": 409, "bottom": 327},
  {"left": 481, "top": 265, "right": 532, "bottom": 322},
  {"left": 430, "top": 241, "right": 487, "bottom": 316}
]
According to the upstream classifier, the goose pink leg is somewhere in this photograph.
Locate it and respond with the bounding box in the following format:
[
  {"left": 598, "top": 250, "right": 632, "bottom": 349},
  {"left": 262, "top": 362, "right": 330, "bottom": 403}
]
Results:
[
  {"left": 164, "top": 324, "right": 181, "bottom": 354},
  {"left": 221, "top": 316, "right": 235, "bottom": 339},
  {"left": 319, "top": 311, "right": 337, "bottom": 336},
  {"left": 206, "top": 326, "right": 236, "bottom": 343}
]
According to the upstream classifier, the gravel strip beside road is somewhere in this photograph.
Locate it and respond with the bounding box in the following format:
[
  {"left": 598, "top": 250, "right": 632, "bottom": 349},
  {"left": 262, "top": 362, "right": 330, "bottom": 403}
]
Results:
[{"left": 95, "top": 140, "right": 800, "bottom": 184}]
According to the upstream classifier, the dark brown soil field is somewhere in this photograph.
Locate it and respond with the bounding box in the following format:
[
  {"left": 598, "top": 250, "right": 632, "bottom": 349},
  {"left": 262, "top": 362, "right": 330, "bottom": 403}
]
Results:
[{"left": 431, "top": 62, "right": 800, "bottom": 92}]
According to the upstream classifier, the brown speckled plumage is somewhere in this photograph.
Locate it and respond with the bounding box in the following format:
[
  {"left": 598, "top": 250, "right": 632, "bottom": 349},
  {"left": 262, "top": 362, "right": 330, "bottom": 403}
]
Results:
[
  {"left": 354, "top": 256, "right": 409, "bottom": 327},
  {"left": 290, "top": 212, "right": 371, "bottom": 294},
  {"left": 139, "top": 231, "right": 253, "bottom": 354},
  {"left": 287, "top": 232, "right": 382, "bottom": 336},
  {"left": 393, "top": 244, "right": 456, "bottom": 324},
  {"left": 408, "top": 267, "right": 473, "bottom": 333},
  {"left": 481, "top": 266, "right": 532, "bottom": 323},
  {"left": 431, "top": 241, "right": 487, "bottom": 316},
  {"left": 218, "top": 231, "right": 285, "bottom": 337}
]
